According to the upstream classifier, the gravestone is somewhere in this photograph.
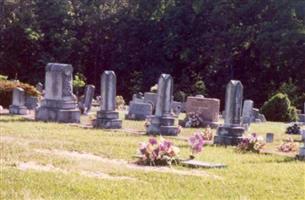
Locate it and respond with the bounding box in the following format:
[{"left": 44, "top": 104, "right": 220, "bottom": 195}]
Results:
[
  {"left": 9, "top": 87, "right": 28, "bottom": 115},
  {"left": 35, "top": 63, "right": 80, "bottom": 123},
  {"left": 299, "top": 129, "right": 305, "bottom": 160},
  {"left": 242, "top": 100, "right": 254, "bottom": 126},
  {"left": 95, "top": 71, "right": 122, "bottom": 129},
  {"left": 266, "top": 133, "right": 274, "bottom": 143},
  {"left": 172, "top": 101, "right": 182, "bottom": 116},
  {"left": 144, "top": 92, "right": 158, "bottom": 110},
  {"left": 25, "top": 95, "right": 39, "bottom": 110},
  {"left": 214, "top": 80, "right": 245, "bottom": 145},
  {"left": 146, "top": 74, "right": 179, "bottom": 136},
  {"left": 132, "top": 93, "right": 145, "bottom": 103},
  {"left": 125, "top": 102, "right": 153, "bottom": 120},
  {"left": 80, "top": 84, "right": 95, "bottom": 114},
  {"left": 185, "top": 96, "right": 220, "bottom": 128},
  {"left": 36, "top": 82, "right": 43, "bottom": 93}
]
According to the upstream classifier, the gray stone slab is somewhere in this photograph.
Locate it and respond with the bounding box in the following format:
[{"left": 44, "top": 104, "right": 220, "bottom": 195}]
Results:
[{"left": 181, "top": 160, "right": 226, "bottom": 168}]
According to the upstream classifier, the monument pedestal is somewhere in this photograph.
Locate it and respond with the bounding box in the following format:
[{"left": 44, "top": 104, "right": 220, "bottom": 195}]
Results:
[
  {"left": 95, "top": 111, "right": 122, "bottom": 129},
  {"left": 35, "top": 99, "right": 80, "bottom": 123},
  {"left": 9, "top": 105, "right": 28, "bottom": 115},
  {"left": 214, "top": 126, "right": 245, "bottom": 145},
  {"left": 146, "top": 115, "right": 179, "bottom": 136}
]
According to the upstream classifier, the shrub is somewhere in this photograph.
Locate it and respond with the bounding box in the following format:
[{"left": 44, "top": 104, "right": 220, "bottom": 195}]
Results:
[
  {"left": 116, "top": 95, "right": 125, "bottom": 110},
  {"left": 0, "top": 80, "right": 41, "bottom": 108},
  {"left": 260, "top": 93, "right": 298, "bottom": 122}
]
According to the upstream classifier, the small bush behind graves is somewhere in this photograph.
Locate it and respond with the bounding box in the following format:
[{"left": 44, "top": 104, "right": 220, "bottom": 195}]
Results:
[
  {"left": 286, "top": 124, "right": 301, "bottom": 135},
  {"left": 116, "top": 96, "right": 125, "bottom": 110},
  {"left": 183, "top": 112, "right": 203, "bottom": 128},
  {"left": 260, "top": 93, "right": 298, "bottom": 122},
  {"left": 237, "top": 133, "right": 265, "bottom": 153},
  {"left": 0, "top": 80, "right": 40, "bottom": 107}
]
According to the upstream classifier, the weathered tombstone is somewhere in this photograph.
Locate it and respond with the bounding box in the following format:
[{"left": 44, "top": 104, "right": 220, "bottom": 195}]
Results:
[
  {"left": 36, "top": 82, "right": 43, "bottom": 93},
  {"left": 195, "top": 95, "right": 204, "bottom": 98},
  {"left": 9, "top": 87, "right": 28, "bottom": 115},
  {"left": 144, "top": 92, "right": 158, "bottom": 110},
  {"left": 185, "top": 96, "right": 220, "bottom": 128},
  {"left": 25, "top": 95, "right": 39, "bottom": 110},
  {"left": 132, "top": 93, "right": 145, "bottom": 103},
  {"left": 242, "top": 100, "right": 254, "bottom": 125},
  {"left": 266, "top": 133, "right": 274, "bottom": 143},
  {"left": 35, "top": 63, "right": 80, "bottom": 123},
  {"left": 80, "top": 84, "right": 95, "bottom": 114},
  {"left": 95, "top": 71, "right": 122, "bottom": 129},
  {"left": 214, "top": 80, "right": 245, "bottom": 145},
  {"left": 125, "top": 102, "right": 153, "bottom": 120},
  {"left": 146, "top": 74, "right": 179, "bottom": 136},
  {"left": 298, "top": 130, "right": 305, "bottom": 160},
  {"left": 172, "top": 101, "right": 182, "bottom": 116}
]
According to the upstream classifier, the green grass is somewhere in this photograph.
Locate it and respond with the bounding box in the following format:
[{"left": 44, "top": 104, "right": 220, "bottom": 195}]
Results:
[{"left": 0, "top": 115, "right": 304, "bottom": 200}]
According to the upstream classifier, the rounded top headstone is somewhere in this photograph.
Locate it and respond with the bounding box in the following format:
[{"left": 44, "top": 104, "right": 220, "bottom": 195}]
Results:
[{"left": 46, "top": 63, "right": 73, "bottom": 74}]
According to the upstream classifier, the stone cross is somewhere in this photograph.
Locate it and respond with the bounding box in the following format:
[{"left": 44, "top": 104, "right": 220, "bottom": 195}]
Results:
[
  {"left": 224, "top": 80, "right": 243, "bottom": 127},
  {"left": 100, "top": 71, "right": 116, "bottom": 111},
  {"left": 155, "top": 74, "right": 173, "bottom": 117}
]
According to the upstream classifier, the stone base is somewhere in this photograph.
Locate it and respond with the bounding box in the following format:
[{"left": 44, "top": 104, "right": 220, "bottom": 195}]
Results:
[
  {"left": 9, "top": 105, "right": 28, "bottom": 115},
  {"left": 95, "top": 111, "right": 122, "bottom": 129},
  {"left": 214, "top": 126, "right": 245, "bottom": 145},
  {"left": 146, "top": 115, "right": 179, "bottom": 136},
  {"left": 35, "top": 106, "right": 80, "bottom": 123},
  {"left": 125, "top": 113, "right": 147, "bottom": 121},
  {"left": 297, "top": 147, "right": 305, "bottom": 160}
]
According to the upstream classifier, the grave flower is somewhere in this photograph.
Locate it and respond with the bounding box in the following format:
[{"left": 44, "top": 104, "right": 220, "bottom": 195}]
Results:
[
  {"left": 237, "top": 133, "right": 265, "bottom": 153},
  {"left": 278, "top": 137, "right": 298, "bottom": 153},
  {"left": 188, "top": 132, "right": 205, "bottom": 156}
]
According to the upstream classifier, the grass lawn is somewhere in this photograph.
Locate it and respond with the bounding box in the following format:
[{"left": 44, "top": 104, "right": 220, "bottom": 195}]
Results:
[{"left": 0, "top": 114, "right": 304, "bottom": 200}]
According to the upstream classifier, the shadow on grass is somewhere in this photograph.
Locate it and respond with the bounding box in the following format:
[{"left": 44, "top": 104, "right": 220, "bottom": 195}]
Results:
[{"left": 0, "top": 115, "right": 34, "bottom": 123}]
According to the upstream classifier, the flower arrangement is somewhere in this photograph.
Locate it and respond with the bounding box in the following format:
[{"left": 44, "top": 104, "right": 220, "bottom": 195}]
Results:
[
  {"left": 144, "top": 119, "right": 151, "bottom": 128},
  {"left": 202, "top": 126, "right": 213, "bottom": 140},
  {"left": 278, "top": 137, "right": 299, "bottom": 153},
  {"left": 237, "top": 133, "right": 265, "bottom": 153},
  {"left": 136, "top": 137, "right": 180, "bottom": 166},
  {"left": 188, "top": 132, "right": 205, "bottom": 158},
  {"left": 184, "top": 112, "right": 203, "bottom": 128}
]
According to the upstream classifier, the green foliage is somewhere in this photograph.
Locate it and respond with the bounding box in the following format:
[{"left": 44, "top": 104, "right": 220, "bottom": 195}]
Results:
[
  {"left": 0, "top": 0, "right": 305, "bottom": 108},
  {"left": 0, "top": 74, "right": 8, "bottom": 81},
  {"left": 73, "top": 73, "right": 86, "bottom": 96},
  {"left": 0, "top": 80, "right": 40, "bottom": 107},
  {"left": 261, "top": 93, "right": 298, "bottom": 122}
]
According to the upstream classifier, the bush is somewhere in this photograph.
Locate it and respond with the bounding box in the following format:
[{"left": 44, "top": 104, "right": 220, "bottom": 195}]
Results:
[
  {"left": 0, "top": 80, "right": 41, "bottom": 108},
  {"left": 116, "top": 95, "right": 125, "bottom": 110},
  {"left": 260, "top": 93, "right": 298, "bottom": 122}
]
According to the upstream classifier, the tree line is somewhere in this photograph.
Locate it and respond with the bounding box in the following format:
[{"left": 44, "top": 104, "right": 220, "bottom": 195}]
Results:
[{"left": 1, "top": 0, "right": 305, "bottom": 109}]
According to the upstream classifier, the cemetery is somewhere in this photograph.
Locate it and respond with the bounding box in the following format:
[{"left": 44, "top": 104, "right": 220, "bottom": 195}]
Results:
[{"left": 0, "top": 1, "right": 305, "bottom": 199}]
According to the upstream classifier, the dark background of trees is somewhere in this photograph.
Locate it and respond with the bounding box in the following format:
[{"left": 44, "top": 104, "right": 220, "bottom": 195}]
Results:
[{"left": 1, "top": 0, "right": 305, "bottom": 109}]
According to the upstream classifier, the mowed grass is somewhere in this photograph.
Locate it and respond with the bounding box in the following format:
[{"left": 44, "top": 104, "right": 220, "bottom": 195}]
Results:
[{"left": 0, "top": 114, "right": 304, "bottom": 200}]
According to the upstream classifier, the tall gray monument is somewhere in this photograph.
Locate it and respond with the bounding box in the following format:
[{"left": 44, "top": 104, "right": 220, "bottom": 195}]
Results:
[
  {"left": 35, "top": 63, "right": 80, "bottom": 123},
  {"left": 95, "top": 71, "right": 122, "bottom": 129},
  {"left": 9, "top": 87, "right": 28, "bottom": 115},
  {"left": 146, "top": 74, "right": 179, "bottom": 136},
  {"left": 214, "top": 80, "right": 245, "bottom": 145}
]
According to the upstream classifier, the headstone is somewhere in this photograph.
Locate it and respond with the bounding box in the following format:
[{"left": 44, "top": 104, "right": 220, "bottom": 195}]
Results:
[
  {"left": 242, "top": 100, "right": 254, "bottom": 125},
  {"left": 144, "top": 92, "right": 158, "bottom": 110},
  {"left": 125, "top": 102, "right": 153, "bottom": 120},
  {"left": 132, "top": 93, "right": 145, "bottom": 103},
  {"left": 195, "top": 95, "right": 204, "bottom": 98},
  {"left": 36, "top": 82, "right": 43, "bottom": 93},
  {"left": 185, "top": 96, "right": 220, "bottom": 128},
  {"left": 80, "top": 84, "right": 95, "bottom": 114},
  {"left": 95, "top": 71, "right": 122, "bottom": 129},
  {"left": 214, "top": 80, "right": 245, "bottom": 145},
  {"left": 146, "top": 74, "right": 179, "bottom": 136},
  {"left": 266, "top": 133, "right": 274, "bottom": 143},
  {"left": 172, "top": 101, "right": 182, "bottom": 116},
  {"left": 35, "top": 63, "right": 80, "bottom": 123},
  {"left": 25, "top": 95, "right": 39, "bottom": 110},
  {"left": 9, "top": 87, "right": 28, "bottom": 115},
  {"left": 298, "top": 129, "right": 305, "bottom": 160}
]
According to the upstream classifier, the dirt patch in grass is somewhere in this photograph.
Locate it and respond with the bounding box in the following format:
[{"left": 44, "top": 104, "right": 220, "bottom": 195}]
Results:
[
  {"left": 35, "top": 148, "right": 222, "bottom": 179},
  {"left": 16, "top": 161, "right": 137, "bottom": 181}
]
